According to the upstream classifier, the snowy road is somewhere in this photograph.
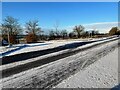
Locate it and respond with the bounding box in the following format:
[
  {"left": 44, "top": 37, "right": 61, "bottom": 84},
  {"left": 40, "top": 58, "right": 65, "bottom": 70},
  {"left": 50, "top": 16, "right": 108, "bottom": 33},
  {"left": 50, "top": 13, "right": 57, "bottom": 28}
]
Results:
[
  {"left": 1, "top": 36, "right": 119, "bottom": 65},
  {"left": 55, "top": 46, "right": 119, "bottom": 88},
  {"left": 1, "top": 38, "right": 119, "bottom": 89},
  {"left": 1, "top": 35, "right": 118, "bottom": 57},
  {"left": 1, "top": 37, "right": 119, "bottom": 78}
]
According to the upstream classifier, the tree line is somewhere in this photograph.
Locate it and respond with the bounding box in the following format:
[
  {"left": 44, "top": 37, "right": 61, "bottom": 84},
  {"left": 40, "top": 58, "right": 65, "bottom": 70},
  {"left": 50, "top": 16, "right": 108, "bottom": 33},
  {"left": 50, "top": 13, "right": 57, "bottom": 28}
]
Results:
[{"left": 0, "top": 16, "right": 120, "bottom": 45}]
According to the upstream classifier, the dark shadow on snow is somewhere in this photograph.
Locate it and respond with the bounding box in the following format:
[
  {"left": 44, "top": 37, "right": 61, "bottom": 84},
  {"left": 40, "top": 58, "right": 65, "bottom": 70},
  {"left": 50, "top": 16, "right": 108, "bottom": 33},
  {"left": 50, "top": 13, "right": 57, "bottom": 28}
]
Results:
[
  {"left": 1, "top": 41, "right": 92, "bottom": 65},
  {"left": 0, "top": 36, "right": 118, "bottom": 65},
  {"left": 1, "top": 37, "right": 119, "bottom": 78}
]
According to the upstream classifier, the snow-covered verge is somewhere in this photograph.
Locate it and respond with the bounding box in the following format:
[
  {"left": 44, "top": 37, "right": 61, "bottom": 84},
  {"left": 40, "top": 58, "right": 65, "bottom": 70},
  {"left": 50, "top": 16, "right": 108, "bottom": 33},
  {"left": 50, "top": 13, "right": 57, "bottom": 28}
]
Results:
[
  {"left": 55, "top": 47, "right": 119, "bottom": 88},
  {"left": 0, "top": 39, "right": 119, "bottom": 89},
  {"left": 0, "top": 40, "right": 82, "bottom": 57},
  {"left": 0, "top": 35, "right": 117, "bottom": 57}
]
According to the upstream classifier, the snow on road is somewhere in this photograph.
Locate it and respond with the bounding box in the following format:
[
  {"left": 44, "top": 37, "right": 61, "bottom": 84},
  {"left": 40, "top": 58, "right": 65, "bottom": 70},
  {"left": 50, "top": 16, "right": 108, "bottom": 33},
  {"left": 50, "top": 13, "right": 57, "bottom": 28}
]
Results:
[
  {"left": 0, "top": 36, "right": 118, "bottom": 57},
  {"left": 1, "top": 37, "right": 119, "bottom": 71},
  {"left": 1, "top": 39, "right": 119, "bottom": 88},
  {"left": 0, "top": 40, "right": 83, "bottom": 56},
  {"left": 55, "top": 46, "right": 119, "bottom": 88}
]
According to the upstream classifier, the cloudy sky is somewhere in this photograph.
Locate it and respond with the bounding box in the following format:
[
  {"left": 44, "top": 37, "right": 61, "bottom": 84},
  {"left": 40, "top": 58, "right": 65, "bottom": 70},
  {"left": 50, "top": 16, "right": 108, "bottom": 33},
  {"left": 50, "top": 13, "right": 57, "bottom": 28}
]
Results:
[
  {"left": 2, "top": 2, "right": 118, "bottom": 34},
  {"left": 66, "top": 22, "right": 118, "bottom": 33},
  {"left": 84, "top": 22, "right": 118, "bottom": 33}
]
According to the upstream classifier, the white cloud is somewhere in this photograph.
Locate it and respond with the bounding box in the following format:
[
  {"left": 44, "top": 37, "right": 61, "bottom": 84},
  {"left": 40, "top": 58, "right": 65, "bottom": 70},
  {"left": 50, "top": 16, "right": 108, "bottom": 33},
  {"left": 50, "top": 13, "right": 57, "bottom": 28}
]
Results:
[{"left": 65, "top": 22, "right": 119, "bottom": 33}]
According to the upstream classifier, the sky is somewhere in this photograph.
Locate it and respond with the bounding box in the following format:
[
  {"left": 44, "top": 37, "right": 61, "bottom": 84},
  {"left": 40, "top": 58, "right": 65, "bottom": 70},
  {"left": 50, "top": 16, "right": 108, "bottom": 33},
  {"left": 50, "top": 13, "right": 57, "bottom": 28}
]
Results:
[{"left": 2, "top": 2, "right": 118, "bottom": 34}]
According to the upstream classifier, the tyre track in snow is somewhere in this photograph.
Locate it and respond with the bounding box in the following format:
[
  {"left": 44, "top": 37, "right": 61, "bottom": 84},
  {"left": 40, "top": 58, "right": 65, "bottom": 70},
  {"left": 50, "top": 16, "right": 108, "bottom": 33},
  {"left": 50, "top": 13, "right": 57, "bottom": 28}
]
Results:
[
  {"left": 1, "top": 37, "right": 119, "bottom": 79},
  {"left": 1, "top": 39, "right": 120, "bottom": 89}
]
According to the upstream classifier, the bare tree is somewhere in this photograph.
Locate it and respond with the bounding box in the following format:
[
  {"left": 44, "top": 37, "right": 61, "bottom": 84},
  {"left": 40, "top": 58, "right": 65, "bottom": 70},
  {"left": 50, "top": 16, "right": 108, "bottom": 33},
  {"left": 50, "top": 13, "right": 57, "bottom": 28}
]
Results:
[
  {"left": 2, "top": 16, "right": 22, "bottom": 45},
  {"left": 61, "top": 29, "right": 68, "bottom": 39},
  {"left": 2, "top": 16, "right": 22, "bottom": 35},
  {"left": 49, "top": 30, "right": 55, "bottom": 40},
  {"left": 25, "top": 20, "right": 43, "bottom": 43},
  {"left": 73, "top": 25, "right": 85, "bottom": 38},
  {"left": 25, "top": 20, "right": 42, "bottom": 35},
  {"left": 53, "top": 20, "right": 61, "bottom": 38},
  {"left": 53, "top": 20, "right": 59, "bottom": 31}
]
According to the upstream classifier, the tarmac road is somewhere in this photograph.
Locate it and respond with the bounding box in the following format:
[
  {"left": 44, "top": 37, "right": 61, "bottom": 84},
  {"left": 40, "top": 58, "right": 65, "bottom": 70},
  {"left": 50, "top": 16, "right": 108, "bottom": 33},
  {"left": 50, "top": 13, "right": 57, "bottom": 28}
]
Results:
[
  {"left": 1, "top": 39, "right": 120, "bottom": 89},
  {"left": 1, "top": 36, "right": 118, "bottom": 65},
  {"left": 1, "top": 37, "right": 120, "bottom": 79}
]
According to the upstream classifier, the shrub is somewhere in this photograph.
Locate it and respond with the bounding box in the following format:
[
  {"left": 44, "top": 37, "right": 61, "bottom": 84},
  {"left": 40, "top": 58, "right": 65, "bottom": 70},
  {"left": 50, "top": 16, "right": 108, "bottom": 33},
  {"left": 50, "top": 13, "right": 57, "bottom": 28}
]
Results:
[
  {"left": 2, "top": 34, "right": 19, "bottom": 44},
  {"left": 9, "top": 35, "right": 18, "bottom": 44},
  {"left": 109, "top": 27, "right": 118, "bottom": 36},
  {"left": 26, "top": 33, "right": 38, "bottom": 43}
]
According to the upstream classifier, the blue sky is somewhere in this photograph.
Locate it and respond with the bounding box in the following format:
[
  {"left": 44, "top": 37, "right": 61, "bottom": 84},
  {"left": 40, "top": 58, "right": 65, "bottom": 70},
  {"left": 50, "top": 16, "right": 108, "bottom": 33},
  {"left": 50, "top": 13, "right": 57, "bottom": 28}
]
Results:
[{"left": 2, "top": 2, "right": 118, "bottom": 33}]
